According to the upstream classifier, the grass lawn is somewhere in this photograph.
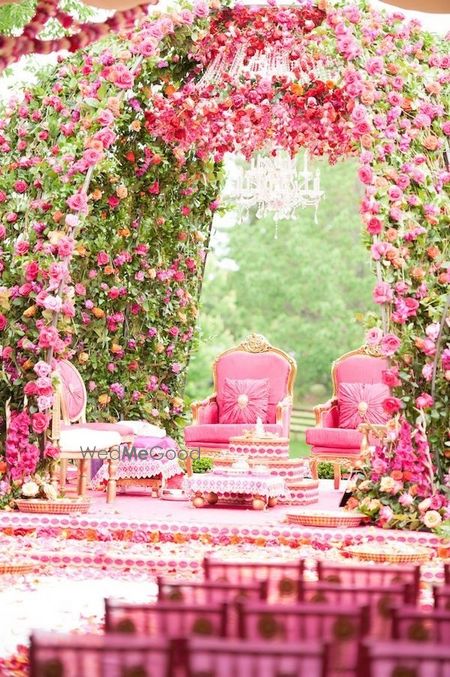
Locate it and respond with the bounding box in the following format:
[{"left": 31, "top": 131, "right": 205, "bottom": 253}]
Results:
[{"left": 289, "top": 437, "right": 310, "bottom": 458}]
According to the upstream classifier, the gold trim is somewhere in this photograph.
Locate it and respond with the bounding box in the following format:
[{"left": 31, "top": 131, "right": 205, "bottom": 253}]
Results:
[
  {"left": 212, "top": 334, "right": 297, "bottom": 399},
  {"left": 330, "top": 345, "right": 384, "bottom": 397},
  {"left": 191, "top": 394, "right": 217, "bottom": 425}
]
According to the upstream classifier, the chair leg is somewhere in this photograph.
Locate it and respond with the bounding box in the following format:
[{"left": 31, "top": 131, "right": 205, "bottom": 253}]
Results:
[
  {"left": 78, "top": 459, "right": 88, "bottom": 496},
  {"left": 107, "top": 459, "right": 117, "bottom": 504},
  {"left": 185, "top": 454, "right": 193, "bottom": 477},
  {"left": 310, "top": 458, "right": 318, "bottom": 480},
  {"left": 59, "top": 459, "right": 68, "bottom": 492},
  {"left": 333, "top": 462, "right": 341, "bottom": 490}
]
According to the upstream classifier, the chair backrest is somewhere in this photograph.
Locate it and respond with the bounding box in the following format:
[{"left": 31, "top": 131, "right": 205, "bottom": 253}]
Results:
[
  {"left": 237, "top": 600, "right": 368, "bottom": 674},
  {"left": 359, "top": 639, "right": 450, "bottom": 677},
  {"left": 187, "top": 637, "right": 326, "bottom": 677},
  {"left": 157, "top": 577, "right": 268, "bottom": 604},
  {"left": 203, "top": 556, "right": 305, "bottom": 602},
  {"left": 213, "top": 334, "right": 296, "bottom": 424},
  {"left": 392, "top": 606, "right": 450, "bottom": 643},
  {"left": 434, "top": 585, "right": 450, "bottom": 611},
  {"left": 54, "top": 359, "right": 87, "bottom": 424},
  {"left": 298, "top": 580, "right": 414, "bottom": 639},
  {"left": 317, "top": 561, "right": 420, "bottom": 602},
  {"left": 445, "top": 564, "right": 450, "bottom": 586},
  {"left": 104, "top": 599, "right": 228, "bottom": 638},
  {"left": 30, "top": 631, "right": 175, "bottom": 677},
  {"left": 331, "top": 346, "right": 388, "bottom": 396}
]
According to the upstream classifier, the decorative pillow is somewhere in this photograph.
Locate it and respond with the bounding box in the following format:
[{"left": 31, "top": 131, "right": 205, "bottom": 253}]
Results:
[
  {"left": 338, "top": 383, "right": 390, "bottom": 429},
  {"left": 219, "top": 378, "right": 269, "bottom": 425}
]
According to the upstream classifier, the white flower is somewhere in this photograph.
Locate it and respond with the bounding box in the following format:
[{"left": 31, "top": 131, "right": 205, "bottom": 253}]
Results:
[
  {"left": 418, "top": 498, "right": 432, "bottom": 512},
  {"left": 358, "top": 480, "right": 372, "bottom": 492},
  {"left": 42, "top": 483, "right": 58, "bottom": 501},
  {"left": 422, "top": 510, "right": 442, "bottom": 529},
  {"left": 380, "top": 476, "right": 396, "bottom": 492},
  {"left": 22, "top": 481, "right": 39, "bottom": 498}
]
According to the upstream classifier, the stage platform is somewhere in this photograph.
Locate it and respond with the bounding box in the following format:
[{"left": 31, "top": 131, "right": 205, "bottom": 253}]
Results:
[{"left": 0, "top": 481, "right": 443, "bottom": 583}]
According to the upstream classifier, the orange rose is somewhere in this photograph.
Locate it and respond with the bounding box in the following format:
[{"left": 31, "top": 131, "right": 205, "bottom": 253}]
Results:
[
  {"left": 92, "top": 307, "right": 105, "bottom": 319},
  {"left": 23, "top": 306, "right": 36, "bottom": 318},
  {"left": 91, "top": 189, "right": 103, "bottom": 201},
  {"left": 78, "top": 352, "right": 89, "bottom": 364},
  {"left": 410, "top": 267, "right": 425, "bottom": 281},
  {"left": 118, "top": 228, "right": 130, "bottom": 237},
  {"left": 52, "top": 210, "right": 64, "bottom": 223},
  {"left": 422, "top": 135, "right": 439, "bottom": 151},
  {"left": 98, "top": 394, "right": 111, "bottom": 406},
  {"left": 390, "top": 470, "right": 403, "bottom": 481},
  {"left": 76, "top": 245, "right": 88, "bottom": 257},
  {"left": 111, "top": 343, "right": 122, "bottom": 354},
  {"left": 103, "top": 265, "right": 114, "bottom": 275},
  {"left": 165, "top": 84, "right": 177, "bottom": 97},
  {"left": 0, "top": 461, "right": 7, "bottom": 474},
  {"left": 290, "top": 83, "right": 304, "bottom": 96}
]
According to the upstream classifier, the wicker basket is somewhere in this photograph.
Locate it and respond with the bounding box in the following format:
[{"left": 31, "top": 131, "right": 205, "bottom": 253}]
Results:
[
  {"left": 286, "top": 509, "right": 363, "bottom": 528},
  {"left": 0, "top": 561, "right": 36, "bottom": 575},
  {"left": 15, "top": 498, "right": 90, "bottom": 514},
  {"left": 345, "top": 545, "right": 433, "bottom": 565}
]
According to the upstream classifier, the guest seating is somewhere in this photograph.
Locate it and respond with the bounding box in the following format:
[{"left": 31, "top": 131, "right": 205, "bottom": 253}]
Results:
[
  {"left": 184, "top": 333, "right": 296, "bottom": 465},
  {"left": 237, "top": 600, "right": 368, "bottom": 674},
  {"left": 29, "top": 631, "right": 177, "bottom": 677},
  {"left": 104, "top": 599, "right": 229, "bottom": 638},
  {"left": 187, "top": 637, "right": 326, "bottom": 677},
  {"left": 392, "top": 606, "right": 450, "bottom": 642},
  {"left": 317, "top": 561, "right": 421, "bottom": 602},
  {"left": 445, "top": 564, "right": 450, "bottom": 585},
  {"left": 203, "top": 556, "right": 305, "bottom": 602},
  {"left": 157, "top": 576, "right": 268, "bottom": 604},
  {"left": 434, "top": 584, "right": 450, "bottom": 610},
  {"left": 305, "top": 346, "right": 389, "bottom": 489},
  {"left": 358, "top": 639, "right": 450, "bottom": 677},
  {"left": 298, "top": 581, "right": 415, "bottom": 639}
]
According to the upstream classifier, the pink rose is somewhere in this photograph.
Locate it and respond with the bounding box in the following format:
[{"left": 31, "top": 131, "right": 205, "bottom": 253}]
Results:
[
  {"left": 0, "top": 225, "right": 6, "bottom": 239},
  {"left": 373, "top": 282, "right": 393, "bottom": 305},
  {"left": 382, "top": 368, "right": 401, "bottom": 387},
  {"left": 380, "top": 333, "right": 401, "bottom": 356},
  {"left": 108, "top": 195, "right": 120, "bottom": 208},
  {"left": 415, "top": 393, "right": 434, "bottom": 409},
  {"left": 67, "top": 191, "right": 88, "bottom": 214},
  {"left": 31, "top": 412, "right": 50, "bottom": 434},
  {"left": 358, "top": 165, "right": 374, "bottom": 185},
  {"left": 0, "top": 314, "right": 7, "bottom": 331},
  {"left": 25, "top": 261, "right": 39, "bottom": 281},
  {"left": 442, "top": 121, "right": 450, "bottom": 136},
  {"left": 44, "top": 444, "right": 59, "bottom": 459},
  {"left": 171, "top": 362, "right": 182, "bottom": 374},
  {"left": 34, "top": 361, "right": 51, "bottom": 378},
  {"left": 383, "top": 397, "right": 402, "bottom": 414},
  {"left": 365, "top": 327, "right": 382, "bottom": 346},
  {"left": 399, "top": 493, "right": 414, "bottom": 507},
  {"left": 93, "top": 128, "right": 116, "bottom": 149},
  {"left": 148, "top": 181, "right": 160, "bottom": 195},
  {"left": 97, "top": 109, "right": 114, "bottom": 126},
  {"left": 38, "top": 326, "right": 60, "bottom": 348},
  {"left": 57, "top": 236, "right": 75, "bottom": 258},
  {"left": 83, "top": 148, "right": 102, "bottom": 166},
  {"left": 24, "top": 381, "right": 39, "bottom": 397},
  {"left": 379, "top": 505, "right": 393, "bottom": 522},
  {"left": 0, "top": 190, "right": 6, "bottom": 202},
  {"left": 14, "top": 180, "right": 28, "bottom": 193},
  {"left": 15, "top": 240, "right": 30, "bottom": 255},
  {"left": 97, "top": 251, "right": 109, "bottom": 265},
  {"left": 367, "top": 217, "right": 382, "bottom": 235}
]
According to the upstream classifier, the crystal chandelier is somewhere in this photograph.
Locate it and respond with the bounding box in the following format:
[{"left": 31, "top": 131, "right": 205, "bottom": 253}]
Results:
[{"left": 228, "top": 149, "right": 324, "bottom": 229}]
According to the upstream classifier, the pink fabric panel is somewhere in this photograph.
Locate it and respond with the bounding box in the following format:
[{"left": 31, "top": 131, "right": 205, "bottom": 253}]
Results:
[
  {"left": 305, "top": 427, "right": 362, "bottom": 449},
  {"left": 215, "top": 352, "right": 291, "bottom": 423},
  {"left": 334, "top": 355, "right": 388, "bottom": 386},
  {"left": 61, "top": 422, "right": 134, "bottom": 438},
  {"left": 133, "top": 435, "right": 178, "bottom": 449},
  {"left": 338, "top": 383, "right": 390, "bottom": 429},
  {"left": 219, "top": 378, "right": 269, "bottom": 424},
  {"left": 184, "top": 423, "right": 283, "bottom": 444},
  {"left": 310, "top": 446, "right": 362, "bottom": 456},
  {"left": 198, "top": 401, "right": 219, "bottom": 424}
]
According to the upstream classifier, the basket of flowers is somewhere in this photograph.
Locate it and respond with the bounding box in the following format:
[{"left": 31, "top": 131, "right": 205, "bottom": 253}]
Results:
[
  {"left": 286, "top": 509, "right": 364, "bottom": 528},
  {"left": 345, "top": 542, "right": 433, "bottom": 565},
  {"left": 15, "top": 478, "right": 90, "bottom": 514}
]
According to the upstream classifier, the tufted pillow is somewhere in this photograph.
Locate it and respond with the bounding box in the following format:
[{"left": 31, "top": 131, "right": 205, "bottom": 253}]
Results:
[
  {"left": 219, "top": 378, "right": 270, "bottom": 425},
  {"left": 338, "top": 383, "right": 390, "bottom": 429}
]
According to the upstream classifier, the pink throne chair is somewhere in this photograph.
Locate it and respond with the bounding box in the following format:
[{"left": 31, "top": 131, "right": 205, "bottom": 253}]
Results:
[
  {"left": 305, "top": 346, "right": 389, "bottom": 489},
  {"left": 184, "top": 334, "right": 296, "bottom": 464}
]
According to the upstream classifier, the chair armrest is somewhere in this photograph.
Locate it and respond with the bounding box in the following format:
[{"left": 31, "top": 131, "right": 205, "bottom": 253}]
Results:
[
  {"left": 313, "top": 397, "right": 339, "bottom": 428},
  {"left": 191, "top": 395, "right": 218, "bottom": 425},
  {"left": 358, "top": 422, "right": 389, "bottom": 456},
  {"left": 276, "top": 396, "right": 293, "bottom": 438}
]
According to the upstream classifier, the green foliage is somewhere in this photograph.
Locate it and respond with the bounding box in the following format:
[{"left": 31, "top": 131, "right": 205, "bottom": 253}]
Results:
[
  {"left": 186, "top": 159, "right": 373, "bottom": 402},
  {"left": 192, "top": 457, "right": 213, "bottom": 473}
]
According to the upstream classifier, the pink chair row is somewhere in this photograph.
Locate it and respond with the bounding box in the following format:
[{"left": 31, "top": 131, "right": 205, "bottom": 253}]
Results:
[
  {"left": 392, "top": 606, "right": 450, "bottom": 643},
  {"left": 202, "top": 556, "right": 421, "bottom": 604},
  {"left": 157, "top": 576, "right": 268, "bottom": 604},
  {"left": 31, "top": 632, "right": 326, "bottom": 677},
  {"left": 359, "top": 639, "right": 450, "bottom": 677},
  {"left": 435, "top": 585, "right": 450, "bottom": 610}
]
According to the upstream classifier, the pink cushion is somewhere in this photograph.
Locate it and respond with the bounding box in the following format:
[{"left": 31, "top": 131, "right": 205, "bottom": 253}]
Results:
[
  {"left": 305, "top": 427, "right": 362, "bottom": 449},
  {"left": 216, "top": 351, "right": 291, "bottom": 423},
  {"left": 184, "top": 423, "right": 283, "bottom": 445},
  {"left": 218, "top": 378, "right": 269, "bottom": 424},
  {"left": 61, "top": 422, "right": 134, "bottom": 439},
  {"left": 338, "top": 383, "right": 389, "bottom": 429}
]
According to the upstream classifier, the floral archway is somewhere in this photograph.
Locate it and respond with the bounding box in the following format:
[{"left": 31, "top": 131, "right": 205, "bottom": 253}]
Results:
[{"left": 0, "top": 0, "right": 448, "bottom": 526}]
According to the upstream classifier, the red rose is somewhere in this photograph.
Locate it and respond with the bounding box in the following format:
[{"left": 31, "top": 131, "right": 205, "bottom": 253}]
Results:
[
  {"left": 31, "top": 412, "right": 50, "bottom": 434},
  {"left": 383, "top": 397, "right": 402, "bottom": 414},
  {"left": 24, "top": 381, "right": 39, "bottom": 397},
  {"left": 0, "top": 314, "right": 7, "bottom": 331},
  {"left": 25, "top": 261, "right": 39, "bottom": 282}
]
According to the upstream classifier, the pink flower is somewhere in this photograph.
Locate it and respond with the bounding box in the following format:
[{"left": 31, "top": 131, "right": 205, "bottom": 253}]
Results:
[
  {"left": 442, "top": 121, "right": 450, "bottom": 136},
  {"left": 15, "top": 240, "right": 30, "bottom": 256},
  {"left": 97, "top": 251, "right": 109, "bottom": 265},
  {"left": 358, "top": 165, "right": 374, "bottom": 185},
  {"left": 83, "top": 148, "right": 102, "bottom": 166},
  {"left": 365, "top": 327, "right": 382, "bottom": 346},
  {"left": 399, "top": 493, "right": 414, "bottom": 507},
  {"left": 379, "top": 505, "right": 393, "bottom": 522},
  {"left": 171, "top": 362, "right": 182, "bottom": 374},
  {"left": 108, "top": 195, "right": 120, "bottom": 208},
  {"left": 425, "top": 323, "right": 440, "bottom": 341},
  {"left": 65, "top": 214, "right": 79, "bottom": 228},
  {"left": 383, "top": 397, "right": 402, "bottom": 414},
  {"left": 31, "top": 412, "right": 50, "bottom": 434},
  {"left": 0, "top": 314, "right": 7, "bottom": 332},
  {"left": 380, "top": 333, "right": 401, "bottom": 356},
  {"left": 57, "top": 236, "right": 75, "bottom": 258},
  {"left": 38, "top": 326, "right": 60, "bottom": 349},
  {"left": 415, "top": 393, "right": 434, "bottom": 409},
  {"left": 181, "top": 206, "right": 191, "bottom": 216},
  {"left": 366, "top": 217, "right": 382, "bottom": 235},
  {"left": 14, "top": 180, "right": 28, "bottom": 193},
  {"left": 382, "top": 367, "right": 401, "bottom": 387},
  {"left": 34, "top": 361, "right": 51, "bottom": 378},
  {"left": 373, "top": 282, "right": 393, "bottom": 305},
  {"left": 180, "top": 9, "right": 194, "bottom": 24},
  {"left": 24, "top": 381, "right": 39, "bottom": 397},
  {"left": 148, "top": 181, "right": 160, "bottom": 195},
  {"left": 194, "top": 0, "right": 209, "bottom": 17},
  {"left": 67, "top": 191, "right": 88, "bottom": 214}
]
